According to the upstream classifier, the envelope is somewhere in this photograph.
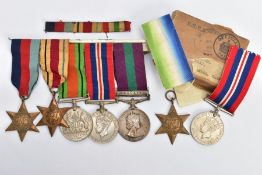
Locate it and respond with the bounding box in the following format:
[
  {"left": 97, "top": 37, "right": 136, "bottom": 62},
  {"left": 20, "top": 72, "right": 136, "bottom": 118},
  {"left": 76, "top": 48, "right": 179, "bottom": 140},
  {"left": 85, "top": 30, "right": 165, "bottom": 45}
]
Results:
[{"left": 172, "top": 10, "right": 249, "bottom": 106}]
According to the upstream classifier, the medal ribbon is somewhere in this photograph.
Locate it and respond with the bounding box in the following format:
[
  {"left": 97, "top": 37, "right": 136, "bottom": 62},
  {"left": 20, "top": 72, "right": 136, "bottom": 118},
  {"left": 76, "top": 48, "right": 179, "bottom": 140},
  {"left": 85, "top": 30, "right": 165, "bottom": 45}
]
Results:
[
  {"left": 59, "top": 43, "right": 87, "bottom": 99},
  {"left": 11, "top": 39, "right": 40, "bottom": 97},
  {"left": 209, "top": 46, "right": 260, "bottom": 113},
  {"left": 142, "top": 14, "right": 194, "bottom": 89},
  {"left": 45, "top": 21, "right": 131, "bottom": 33},
  {"left": 39, "top": 39, "right": 69, "bottom": 89},
  {"left": 113, "top": 43, "right": 147, "bottom": 91},
  {"left": 85, "top": 43, "right": 115, "bottom": 100}
]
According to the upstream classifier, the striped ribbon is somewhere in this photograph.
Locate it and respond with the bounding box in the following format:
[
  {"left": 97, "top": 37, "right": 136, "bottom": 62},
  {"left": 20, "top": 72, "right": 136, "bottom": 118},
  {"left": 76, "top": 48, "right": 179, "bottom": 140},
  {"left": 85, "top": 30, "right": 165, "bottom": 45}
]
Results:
[
  {"left": 209, "top": 46, "right": 260, "bottom": 113},
  {"left": 142, "top": 14, "right": 194, "bottom": 89},
  {"left": 85, "top": 43, "right": 115, "bottom": 100},
  {"left": 11, "top": 39, "right": 40, "bottom": 97},
  {"left": 114, "top": 43, "right": 147, "bottom": 91},
  {"left": 39, "top": 39, "right": 69, "bottom": 89},
  {"left": 59, "top": 43, "right": 87, "bottom": 99},
  {"left": 45, "top": 21, "right": 131, "bottom": 33}
]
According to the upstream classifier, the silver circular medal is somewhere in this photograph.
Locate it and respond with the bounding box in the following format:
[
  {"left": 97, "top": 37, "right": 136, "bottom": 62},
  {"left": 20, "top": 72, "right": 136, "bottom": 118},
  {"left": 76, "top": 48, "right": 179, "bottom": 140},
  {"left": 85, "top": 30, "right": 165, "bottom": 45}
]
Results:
[
  {"left": 191, "top": 111, "right": 224, "bottom": 145},
  {"left": 118, "top": 108, "right": 150, "bottom": 142},
  {"left": 90, "top": 110, "right": 119, "bottom": 144},
  {"left": 60, "top": 107, "right": 93, "bottom": 142}
]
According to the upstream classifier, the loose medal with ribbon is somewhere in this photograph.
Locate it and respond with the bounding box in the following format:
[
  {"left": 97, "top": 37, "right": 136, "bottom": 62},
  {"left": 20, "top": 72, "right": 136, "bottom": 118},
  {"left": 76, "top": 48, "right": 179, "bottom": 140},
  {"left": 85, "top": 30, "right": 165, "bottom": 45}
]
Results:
[
  {"left": 114, "top": 42, "right": 150, "bottom": 142},
  {"left": 142, "top": 14, "right": 194, "bottom": 144},
  {"left": 58, "top": 43, "right": 93, "bottom": 142},
  {"left": 191, "top": 46, "right": 261, "bottom": 145},
  {"left": 6, "top": 39, "right": 40, "bottom": 141},
  {"left": 85, "top": 42, "right": 119, "bottom": 144},
  {"left": 38, "top": 39, "right": 71, "bottom": 137}
]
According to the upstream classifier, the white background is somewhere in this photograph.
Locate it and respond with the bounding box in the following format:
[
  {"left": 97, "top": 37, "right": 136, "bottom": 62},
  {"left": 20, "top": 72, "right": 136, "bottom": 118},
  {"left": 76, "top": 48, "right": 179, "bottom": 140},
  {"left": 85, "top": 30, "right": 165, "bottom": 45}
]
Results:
[{"left": 0, "top": 0, "right": 261, "bottom": 175}]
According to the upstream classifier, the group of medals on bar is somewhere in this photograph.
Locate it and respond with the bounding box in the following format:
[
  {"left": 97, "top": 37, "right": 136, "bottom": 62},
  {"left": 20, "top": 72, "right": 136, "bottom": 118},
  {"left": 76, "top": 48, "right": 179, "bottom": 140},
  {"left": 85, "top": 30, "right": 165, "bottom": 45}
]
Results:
[{"left": 6, "top": 16, "right": 261, "bottom": 146}]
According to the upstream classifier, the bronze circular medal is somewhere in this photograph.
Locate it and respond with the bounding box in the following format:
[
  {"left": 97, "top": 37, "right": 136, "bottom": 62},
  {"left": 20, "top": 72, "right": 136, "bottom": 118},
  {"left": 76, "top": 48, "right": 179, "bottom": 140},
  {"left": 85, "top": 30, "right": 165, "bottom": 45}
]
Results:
[
  {"left": 60, "top": 107, "right": 93, "bottom": 142},
  {"left": 90, "top": 110, "right": 119, "bottom": 144},
  {"left": 191, "top": 111, "right": 224, "bottom": 145},
  {"left": 213, "top": 33, "right": 240, "bottom": 60},
  {"left": 118, "top": 108, "right": 150, "bottom": 142}
]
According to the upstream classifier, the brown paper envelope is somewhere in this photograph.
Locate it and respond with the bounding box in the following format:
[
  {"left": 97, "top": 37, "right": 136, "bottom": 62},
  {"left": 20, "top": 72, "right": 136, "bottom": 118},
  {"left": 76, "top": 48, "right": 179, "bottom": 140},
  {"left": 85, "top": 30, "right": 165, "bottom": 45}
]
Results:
[
  {"left": 172, "top": 10, "right": 249, "bottom": 92},
  {"left": 172, "top": 10, "right": 249, "bottom": 107}
]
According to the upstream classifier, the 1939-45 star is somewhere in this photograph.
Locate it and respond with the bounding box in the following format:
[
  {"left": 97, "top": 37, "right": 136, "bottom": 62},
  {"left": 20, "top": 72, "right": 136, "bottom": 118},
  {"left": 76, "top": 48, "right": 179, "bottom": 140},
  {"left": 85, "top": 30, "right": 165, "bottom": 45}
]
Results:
[{"left": 6, "top": 101, "right": 39, "bottom": 142}]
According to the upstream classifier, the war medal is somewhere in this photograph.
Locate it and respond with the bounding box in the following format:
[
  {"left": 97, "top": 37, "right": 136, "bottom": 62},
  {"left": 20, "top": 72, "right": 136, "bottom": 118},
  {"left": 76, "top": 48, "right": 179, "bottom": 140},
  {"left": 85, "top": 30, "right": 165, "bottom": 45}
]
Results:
[
  {"left": 142, "top": 15, "right": 194, "bottom": 144},
  {"left": 38, "top": 39, "right": 70, "bottom": 137},
  {"left": 6, "top": 39, "right": 41, "bottom": 141},
  {"left": 191, "top": 46, "right": 260, "bottom": 145},
  {"left": 114, "top": 43, "right": 150, "bottom": 142},
  {"left": 59, "top": 43, "right": 93, "bottom": 142},
  {"left": 84, "top": 42, "right": 119, "bottom": 144}
]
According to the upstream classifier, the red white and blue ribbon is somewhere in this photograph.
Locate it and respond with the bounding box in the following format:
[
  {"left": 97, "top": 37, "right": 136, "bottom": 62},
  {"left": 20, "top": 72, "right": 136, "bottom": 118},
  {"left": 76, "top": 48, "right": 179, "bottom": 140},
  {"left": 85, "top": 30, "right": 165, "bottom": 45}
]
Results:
[
  {"left": 11, "top": 39, "right": 40, "bottom": 97},
  {"left": 84, "top": 43, "right": 115, "bottom": 100},
  {"left": 209, "top": 46, "right": 260, "bottom": 114}
]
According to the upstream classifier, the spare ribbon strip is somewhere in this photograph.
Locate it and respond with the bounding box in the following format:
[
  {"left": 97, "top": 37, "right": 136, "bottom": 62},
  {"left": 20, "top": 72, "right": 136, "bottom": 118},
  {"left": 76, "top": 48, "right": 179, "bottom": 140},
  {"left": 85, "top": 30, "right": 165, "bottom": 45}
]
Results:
[
  {"left": 209, "top": 46, "right": 260, "bottom": 114},
  {"left": 45, "top": 21, "right": 131, "bottom": 33},
  {"left": 142, "top": 14, "right": 194, "bottom": 89},
  {"left": 11, "top": 39, "right": 40, "bottom": 97},
  {"left": 85, "top": 43, "right": 115, "bottom": 100},
  {"left": 39, "top": 39, "right": 69, "bottom": 89},
  {"left": 59, "top": 43, "right": 87, "bottom": 99},
  {"left": 114, "top": 43, "right": 147, "bottom": 91}
]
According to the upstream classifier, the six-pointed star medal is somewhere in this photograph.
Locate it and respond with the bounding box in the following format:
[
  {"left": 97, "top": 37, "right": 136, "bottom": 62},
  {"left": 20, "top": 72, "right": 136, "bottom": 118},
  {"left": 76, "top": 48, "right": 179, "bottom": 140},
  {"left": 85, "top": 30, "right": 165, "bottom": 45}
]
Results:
[
  {"left": 155, "top": 105, "right": 190, "bottom": 144},
  {"left": 37, "top": 97, "right": 70, "bottom": 137},
  {"left": 6, "top": 101, "right": 39, "bottom": 142}
]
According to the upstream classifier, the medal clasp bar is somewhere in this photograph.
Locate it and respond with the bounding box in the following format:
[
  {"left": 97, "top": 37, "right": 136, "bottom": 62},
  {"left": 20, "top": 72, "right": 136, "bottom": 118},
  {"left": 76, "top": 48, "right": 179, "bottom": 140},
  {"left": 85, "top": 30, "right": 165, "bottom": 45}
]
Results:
[
  {"left": 116, "top": 90, "right": 149, "bottom": 97},
  {"left": 204, "top": 98, "right": 234, "bottom": 116},
  {"left": 117, "top": 90, "right": 150, "bottom": 109}
]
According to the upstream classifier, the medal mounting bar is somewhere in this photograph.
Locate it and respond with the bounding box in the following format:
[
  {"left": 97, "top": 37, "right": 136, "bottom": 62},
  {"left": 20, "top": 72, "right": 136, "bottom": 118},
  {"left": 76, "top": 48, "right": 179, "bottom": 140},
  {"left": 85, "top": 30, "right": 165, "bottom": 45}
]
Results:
[
  {"left": 58, "top": 97, "right": 89, "bottom": 104},
  {"left": 205, "top": 98, "right": 234, "bottom": 116},
  {"left": 85, "top": 99, "right": 116, "bottom": 105},
  {"left": 69, "top": 39, "right": 150, "bottom": 54}
]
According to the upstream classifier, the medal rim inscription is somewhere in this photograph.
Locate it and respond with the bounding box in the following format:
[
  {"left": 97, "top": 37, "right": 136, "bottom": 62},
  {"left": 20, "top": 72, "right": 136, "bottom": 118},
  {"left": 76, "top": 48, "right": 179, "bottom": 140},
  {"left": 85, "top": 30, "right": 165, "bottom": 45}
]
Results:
[
  {"left": 118, "top": 108, "right": 150, "bottom": 142},
  {"left": 60, "top": 107, "right": 93, "bottom": 142},
  {"left": 90, "top": 110, "right": 119, "bottom": 144},
  {"left": 191, "top": 111, "right": 224, "bottom": 145}
]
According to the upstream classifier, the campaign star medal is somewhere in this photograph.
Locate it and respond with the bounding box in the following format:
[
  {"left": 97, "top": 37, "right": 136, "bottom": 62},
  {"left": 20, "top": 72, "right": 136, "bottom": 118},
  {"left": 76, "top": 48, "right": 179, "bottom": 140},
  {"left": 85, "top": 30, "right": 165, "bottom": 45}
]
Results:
[
  {"left": 155, "top": 90, "right": 189, "bottom": 145},
  {"left": 6, "top": 100, "right": 39, "bottom": 141},
  {"left": 37, "top": 94, "right": 70, "bottom": 136},
  {"left": 7, "top": 39, "right": 41, "bottom": 141},
  {"left": 38, "top": 39, "right": 70, "bottom": 137}
]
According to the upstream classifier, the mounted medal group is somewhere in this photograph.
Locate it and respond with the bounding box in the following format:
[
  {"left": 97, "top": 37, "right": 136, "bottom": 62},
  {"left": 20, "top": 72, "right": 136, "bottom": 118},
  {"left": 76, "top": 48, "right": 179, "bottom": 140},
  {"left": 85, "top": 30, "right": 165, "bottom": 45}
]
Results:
[{"left": 6, "top": 11, "right": 261, "bottom": 146}]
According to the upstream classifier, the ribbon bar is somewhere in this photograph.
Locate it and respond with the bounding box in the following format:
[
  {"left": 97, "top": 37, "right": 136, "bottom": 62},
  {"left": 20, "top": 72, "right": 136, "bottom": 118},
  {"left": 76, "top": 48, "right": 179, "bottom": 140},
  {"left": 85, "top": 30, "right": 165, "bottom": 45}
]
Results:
[{"left": 45, "top": 21, "right": 131, "bottom": 33}]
